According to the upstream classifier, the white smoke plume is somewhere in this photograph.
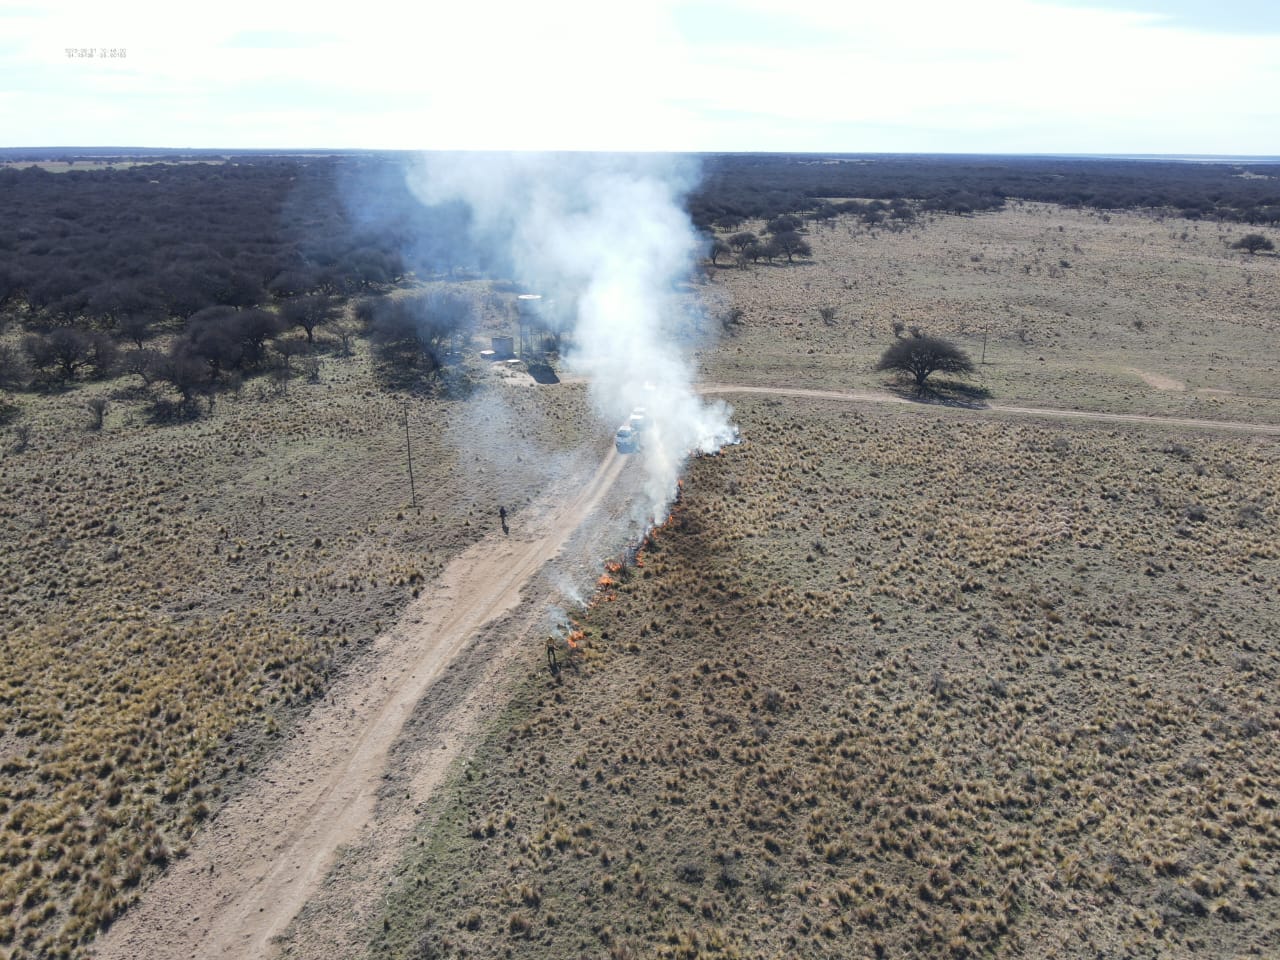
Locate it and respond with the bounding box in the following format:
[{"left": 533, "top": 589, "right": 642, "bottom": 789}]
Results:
[{"left": 408, "top": 152, "right": 736, "bottom": 526}]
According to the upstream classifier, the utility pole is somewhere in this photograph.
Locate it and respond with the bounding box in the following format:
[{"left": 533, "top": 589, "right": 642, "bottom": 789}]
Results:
[
  {"left": 403, "top": 401, "right": 418, "bottom": 511},
  {"left": 981, "top": 327, "right": 989, "bottom": 365}
]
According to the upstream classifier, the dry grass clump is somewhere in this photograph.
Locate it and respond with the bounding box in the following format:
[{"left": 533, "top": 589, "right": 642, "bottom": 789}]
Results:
[
  {"left": 0, "top": 332, "right": 596, "bottom": 957},
  {"left": 0, "top": 612, "right": 329, "bottom": 955},
  {"left": 373, "top": 396, "right": 1277, "bottom": 959}
]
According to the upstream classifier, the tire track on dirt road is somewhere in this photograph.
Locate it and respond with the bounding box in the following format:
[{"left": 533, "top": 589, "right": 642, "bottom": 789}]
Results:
[
  {"left": 699, "top": 384, "right": 1280, "bottom": 435},
  {"left": 91, "top": 449, "right": 624, "bottom": 960}
]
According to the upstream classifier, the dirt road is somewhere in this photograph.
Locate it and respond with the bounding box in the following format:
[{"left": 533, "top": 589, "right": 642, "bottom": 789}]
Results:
[
  {"left": 90, "top": 449, "right": 624, "bottom": 960},
  {"left": 700, "top": 383, "right": 1280, "bottom": 435},
  {"left": 91, "top": 385, "right": 1280, "bottom": 960}
]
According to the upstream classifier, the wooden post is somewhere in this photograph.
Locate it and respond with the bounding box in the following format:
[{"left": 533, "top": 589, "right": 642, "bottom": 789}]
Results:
[
  {"left": 404, "top": 402, "right": 418, "bottom": 511},
  {"left": 981, "top": 327, "right": 989, "bottom": 365}
]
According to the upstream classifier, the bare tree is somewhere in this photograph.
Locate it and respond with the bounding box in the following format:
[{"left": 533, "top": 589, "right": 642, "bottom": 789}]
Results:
[
  {"left": 275, "top": 337, "right": 307, "bottom": 372},
  {"left": 0, "top": 342, "right": 30, "bottom": 390},
  {"left": 281, "top": 295, "right": 337, "bottom": 343},
  {"left": 158, "top": 346, "right": 208, "bottom": 408},
  {"left": 85, "top": 334, "right": 119, "bottom": 380},
  {"left": 10, "top": 423, "right": 31, "bottom": 454},
  {"left": 86, "top": 397, "right": 108, "bottom": 431},
  {"left": 122, "top": 348, "right": 166, "bottom": 386},
  {"left": 331, "top": 317, "right": 361, "bottom": 356},
  {"left": 23, "top": 328, "right": 116, "bottom": 381},
  {"left": 117, "top": 314, "right": 155, "bottom": 350}
]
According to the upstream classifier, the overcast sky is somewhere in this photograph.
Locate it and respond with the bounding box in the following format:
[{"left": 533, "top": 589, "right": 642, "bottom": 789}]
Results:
[{"left": 2, "top": 0, "right": 1277, "bottom": 154}]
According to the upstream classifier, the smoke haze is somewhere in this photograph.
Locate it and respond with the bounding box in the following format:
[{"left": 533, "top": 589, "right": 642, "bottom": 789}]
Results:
[{"left": 408, "top": 152, "right": 736, "bottom": 526}]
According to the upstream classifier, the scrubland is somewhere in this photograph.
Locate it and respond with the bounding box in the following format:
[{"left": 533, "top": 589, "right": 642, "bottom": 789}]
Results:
[
  {"left": 372, "top": 397, "right": 1278, "bottom": 959},
  {"left": 703, "top": 203, "right": 1280, "bottom": 424},
  {"left": 4, "top": 200, "right": 1279, "bottom": 959},
  {"left": 0, "top": 333, "right": 595, "bottom": 958},
  {"left": 362, "top": 206, "right": 1279, "bottom": 959}
]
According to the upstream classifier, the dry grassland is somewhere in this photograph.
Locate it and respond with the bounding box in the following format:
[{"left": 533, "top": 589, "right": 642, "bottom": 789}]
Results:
[
  {"left": 703, "top": 204, "right": 1280, "bottom": 423},
  {"left": 4, "top": 202, "right": 1278, "bottom": 959},
  {"left": 372, "top": 396, "right": 1278, "bottom": 959},
  {"left": 364, "top": 206, "right": 1279, "bottom": 959},
  {"left": 0, "top": 329, "right": 595, "bottom": 958}
]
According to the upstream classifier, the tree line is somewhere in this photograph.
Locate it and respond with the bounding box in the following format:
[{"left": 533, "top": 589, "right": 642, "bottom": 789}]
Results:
[
  {"left": 0, "top": 288, "right": 476, "bottom": 422},
  {"left": 687, "top": 154, "right": 1280, "bottom": 229},
  {"left": 0, "top": 156, "right": 496, "bottom": 415},
  {"left": 0, "top": 156, "right": 485, "bottom": 329},
  {"left": 3, "top": 150, "right": 1275, "bottom": 421},
  {"left": 5, "top": 153, "right": 1273, "bottom": 330}
]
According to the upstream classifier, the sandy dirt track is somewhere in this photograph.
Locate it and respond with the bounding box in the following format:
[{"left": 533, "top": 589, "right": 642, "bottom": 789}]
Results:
[
  {"left": 1126, "top": 368, "right": 1187, "bottom": 392},
  {"left": 700, "top": 384, "right": 1280, "bottom": 435},
  {"left": 90, "top": 385, "right": 1280, "bottom": 960},
  {"left": 90, "top": 449, "right": 623, "bottom": 960}
]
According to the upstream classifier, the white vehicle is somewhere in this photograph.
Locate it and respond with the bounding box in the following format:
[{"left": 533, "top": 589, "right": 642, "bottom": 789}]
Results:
[
  {"left": 616, "top": 405, "right": 655, "bottom": 453},
  {"left": 615, "top": 424, "right": 639, "bottom": 454}
]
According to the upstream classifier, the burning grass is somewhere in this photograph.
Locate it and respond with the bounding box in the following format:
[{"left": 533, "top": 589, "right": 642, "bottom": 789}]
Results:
[{"left": 370, "top": 395, "right": 1278, "bottom": 959}]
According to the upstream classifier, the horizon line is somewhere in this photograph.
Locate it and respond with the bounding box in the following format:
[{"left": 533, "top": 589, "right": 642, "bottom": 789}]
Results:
[{"left": 2, "top": 147, "right": 1279, "bottom": 163}]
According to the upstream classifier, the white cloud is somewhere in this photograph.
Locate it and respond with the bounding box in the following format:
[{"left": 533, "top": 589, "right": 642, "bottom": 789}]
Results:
[{"left": 0, "top": 0, "right": 1276, "bottom": 151}]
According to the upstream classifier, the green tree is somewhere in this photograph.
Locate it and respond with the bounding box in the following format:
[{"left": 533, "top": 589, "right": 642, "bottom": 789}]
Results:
[
  {"left": 773, "top": 231, "right": 811, "bottom": 263},
  {"left": 875, "top": 335, "right": 974, "bottom": 389},
  {"left": 282, "top": 294, "right": 337, "bottom": 343},
  {"left": 1232, "top": 233, "right": 1274, "bottom": 255}
]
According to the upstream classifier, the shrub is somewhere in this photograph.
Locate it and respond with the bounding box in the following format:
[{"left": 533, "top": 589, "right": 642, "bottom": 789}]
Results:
[{"left": 1231, "top": 233, "right": 1274, "bottom": 255}]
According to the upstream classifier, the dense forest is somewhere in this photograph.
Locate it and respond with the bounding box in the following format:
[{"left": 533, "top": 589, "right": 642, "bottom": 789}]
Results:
[
  {"left": 689, "top": 153, "right": 1280, "bottom": 226},
  {"left": 1, "top": 150, "right": 1277, "bottom": 410},
  {"left": 0, "top": 155, "right": 479, "bottom": 324},
  {"left": 0, "top": 155, "right": 487, "bottom": 405}
]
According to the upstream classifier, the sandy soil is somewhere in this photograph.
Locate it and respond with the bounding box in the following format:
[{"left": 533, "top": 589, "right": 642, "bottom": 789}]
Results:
[
  {"left": 89, "top": 449, "right": 623, "bottom": 960},
  {"left": 1127, "top": 367, "right": 1187, "bottom": 391},
  {"left": 90, "top": 384, "right": 1280, "bottom": 960}
]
